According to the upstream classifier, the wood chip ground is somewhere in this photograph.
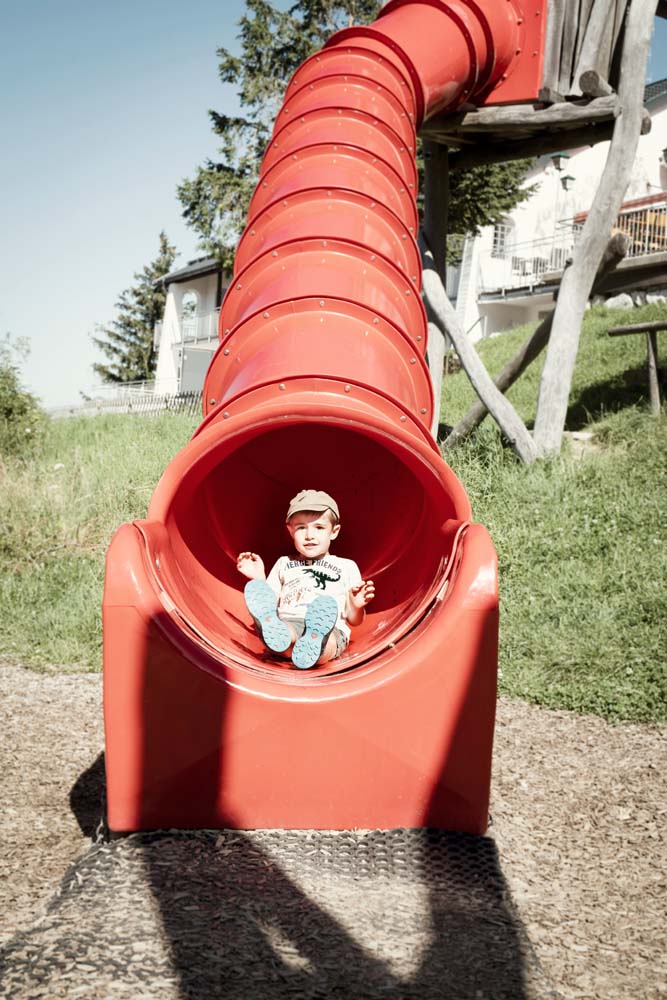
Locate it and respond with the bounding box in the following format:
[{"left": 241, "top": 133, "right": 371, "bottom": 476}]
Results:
[{"left": 1, "top": 663, "right": 665, "bottom": 999}]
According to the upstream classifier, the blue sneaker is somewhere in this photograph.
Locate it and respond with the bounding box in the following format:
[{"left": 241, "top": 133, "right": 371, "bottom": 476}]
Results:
[
  {"left": 292, "top": 595, "right": 339, "bottom": 670},
  {"left": 244, "top": 579, "right": 292, "bottom": 653}
]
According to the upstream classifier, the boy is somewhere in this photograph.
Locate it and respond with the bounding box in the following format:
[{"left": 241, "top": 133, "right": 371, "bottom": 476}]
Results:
[{"left": 237, "top": 489, "right": 375, "bottom": 669}]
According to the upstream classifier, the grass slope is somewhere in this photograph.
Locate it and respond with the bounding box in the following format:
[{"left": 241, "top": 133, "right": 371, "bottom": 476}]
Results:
[
  {"left": 0, "top": 413, "right": 198, "bottom": 671},
  {"left": 0, "top": 304, "right": 665, "bottom": 722},
  {"left": 443, "top": 303, "right": 666, "bottom": 723}
]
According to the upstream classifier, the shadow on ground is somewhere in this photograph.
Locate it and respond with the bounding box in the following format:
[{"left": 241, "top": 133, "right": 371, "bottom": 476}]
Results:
[
  {"left": 436, "top": 362, "right": 664, "bottom": 446},
  {"left": 564, "top": 365, "right": 663, "bottom": 430},
  {"left": 60, "top": 759, "right": 559, "bottom": 1000},
  {"left": 70, "top": 752, "right": 106, "bottom": 838}
]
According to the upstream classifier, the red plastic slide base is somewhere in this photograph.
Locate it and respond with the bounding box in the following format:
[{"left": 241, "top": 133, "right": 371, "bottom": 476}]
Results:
[{"left": 103, "top": 521, "right": 498, "bottom": 835}]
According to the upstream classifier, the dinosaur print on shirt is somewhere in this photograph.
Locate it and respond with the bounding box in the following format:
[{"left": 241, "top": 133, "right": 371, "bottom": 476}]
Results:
[
  {"left": 303, "top": 566, "right": 342, "bottom": 589},
  {"left": 266, "top": 555, "right": 362, "bottom": 639}
]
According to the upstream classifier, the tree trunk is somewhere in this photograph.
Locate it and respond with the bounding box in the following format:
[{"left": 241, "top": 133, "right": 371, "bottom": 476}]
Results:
[
  {"left": 533, "top": 0, "right": 656, "bottom": 455},
  {"left": 420, "top": 235, "right": 539, "bottom": 465}
]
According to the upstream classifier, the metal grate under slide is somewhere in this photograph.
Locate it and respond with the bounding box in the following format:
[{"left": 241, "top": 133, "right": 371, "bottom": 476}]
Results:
[{"left": 0, "top": 829, "right": 560, "bottom": 999}]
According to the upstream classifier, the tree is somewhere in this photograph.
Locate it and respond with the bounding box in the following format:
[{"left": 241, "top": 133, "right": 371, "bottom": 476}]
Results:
[
  {"left": 0, "top": 334, "right": 45, "bottom": 456},
  {"left": 178, "top": 0, "right": 532, "bottom": 264},
  {"left": 92, "top": 232, "right": 177, "bottom": 384},
  {"left": 447, "top": 160, "right": 534, "bottom": 240}
]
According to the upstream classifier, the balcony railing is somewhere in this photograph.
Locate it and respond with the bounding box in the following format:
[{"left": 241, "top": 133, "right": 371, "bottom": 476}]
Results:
[
  {"left": 611, "top": 200, "right": 667, "bottom": 257},
  {"left": 180, "top": 309, "right": 220, "bottom": 345},
  {"left": 478, "top": 198, "right": 667, "bottom": 294}
]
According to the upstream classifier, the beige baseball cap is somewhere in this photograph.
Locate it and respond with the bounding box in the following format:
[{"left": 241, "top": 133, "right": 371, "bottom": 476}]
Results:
[{"left": 286, "top": 489, "right": 340, "bottom": 521}]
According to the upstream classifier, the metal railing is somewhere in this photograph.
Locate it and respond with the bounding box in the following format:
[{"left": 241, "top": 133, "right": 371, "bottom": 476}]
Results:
[
  {"left": 479, "top": 222, "right": 579, "bottom": 292},
  {"left": 478, "top": 198, "right": 667, "bottom": 293},
  {"left": 49, "top": 389, "right": 202, "bottom": 420},
  {"left": 181, "top": 309, "right": 219, "bottom": 344},
  {"left": 612, "top": 201, "right": 667, "bottom": 258},
  {"left": 82, "top": 379, "right": 163, "bottom": 400}
]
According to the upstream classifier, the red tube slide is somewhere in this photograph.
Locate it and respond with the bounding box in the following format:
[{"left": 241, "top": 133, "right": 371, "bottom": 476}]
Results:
[{"left": 103, "top": 0, "right": 546, "bottom": 834}]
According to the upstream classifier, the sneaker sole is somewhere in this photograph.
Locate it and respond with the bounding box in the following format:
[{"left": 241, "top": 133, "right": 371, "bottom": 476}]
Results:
[
  {"left": 292, "top": 595, "right": 339, "bottom": 670},
  {"left": 244, "top": 580, "right": 292, "bottom": 653}
]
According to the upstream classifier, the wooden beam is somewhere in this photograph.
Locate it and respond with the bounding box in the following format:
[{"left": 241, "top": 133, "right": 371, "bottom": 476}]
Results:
[
  {"left": 419, "top": 235, "right": 539, "bottom": 464},
  {"left": 579, "top": 70, "right": 614, "bottom": 97},
  {"left": 422, "top": 142, "right": 449, "bottom": 278},
  {"left": 573, "top": 0, "right": 597, "bottom": 73},
  {"left": 447, "top": 122, "right": 614, "bottom": 169},
  {"left": 608, "top": 320, "right": 667, "bottom": 333},
  {"left": 647, "top": 331, "right": 662, "bottom": 415},
  {"left": 538, "top": 86, "right": 567, "bottom": 103},
  {"left": 444, "top": 107, "right": 650, "bottom": 170},
  {"left": 571, "top": 0, "right": 619, "bottom": 94},
  {"left": 541, "top": 0, "right": 567, "bottom": 93},
  {"left": 423, "top": 94, "right": 620, "bottom": 136},
  {"left": 558, "top": 0, "right": 580, "bottom": 93}
]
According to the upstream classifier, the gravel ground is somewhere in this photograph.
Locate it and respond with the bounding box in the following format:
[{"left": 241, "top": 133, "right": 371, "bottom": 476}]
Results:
[{"left": 1, "top": 662, "right": 665, "bottom": 999}]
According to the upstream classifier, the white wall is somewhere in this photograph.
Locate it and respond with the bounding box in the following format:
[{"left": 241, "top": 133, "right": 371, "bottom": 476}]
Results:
[
  {"left": 154, "top": 271, "right": 220, "bottom": 394},
  {"left": 456, "top": 98, "right": 667, "bottom": 339}
]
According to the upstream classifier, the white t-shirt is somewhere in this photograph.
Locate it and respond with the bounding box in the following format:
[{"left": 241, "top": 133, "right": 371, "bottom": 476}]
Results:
[{"left": 266, "top": 554, "right": 362, "bottom": 640}]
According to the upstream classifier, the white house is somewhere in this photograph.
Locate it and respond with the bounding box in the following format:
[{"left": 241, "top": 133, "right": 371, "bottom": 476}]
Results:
[
  {"left": 154, "top": 256, "right": 228, "bottom": 395},
  {"left": 455, "top": 79, "right": 667, "bottom": 341}
]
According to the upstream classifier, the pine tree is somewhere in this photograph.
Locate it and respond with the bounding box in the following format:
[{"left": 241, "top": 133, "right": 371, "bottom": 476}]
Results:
[
  {"left": 178, "top": 0, "right": 533, "bottom": 264},
  {"left": 92, "top": 232, "right": 177, "bottom": 384},
  {"left": 178, "top": 0, "right": 381, "bottom": 266}
]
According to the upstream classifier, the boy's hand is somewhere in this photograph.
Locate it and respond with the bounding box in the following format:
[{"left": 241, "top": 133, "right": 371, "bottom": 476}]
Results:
[
  {"left": 237, "top": 552, "right": 266, "bottom": 580},
  {"left": 349, "top": 580, "right": 375, "bottom": 610}
]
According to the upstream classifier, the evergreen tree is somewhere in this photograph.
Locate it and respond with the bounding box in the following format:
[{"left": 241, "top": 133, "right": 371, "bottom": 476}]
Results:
[
  {"left": 92, "top": 232, "right": 177, "bottom": 383},
  {"left": 178, "top": 0, "right": 380, "bottom": 266},
  {"left": 178, "top": 0, "right": 533, "bottom": 264}
]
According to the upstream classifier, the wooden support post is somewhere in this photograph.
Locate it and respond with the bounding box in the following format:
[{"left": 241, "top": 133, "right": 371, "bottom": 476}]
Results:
[
  {"left": 420, "top": 235, "right": 539, "bottom": 465},
  {"left": 422, "top": 140, "right": 450, "bottom": 438},
  {"left": 608, "top": 320, "right": 666, "bottom": 415},
  {"left": 648, "top": 331, "right": 661, "bottom": 415},
  {"left": 423, "top": 140, "right": 449, "bottom": 276},
  {"left": 533, "top": 0, "right": 656, "bottom": 455}
]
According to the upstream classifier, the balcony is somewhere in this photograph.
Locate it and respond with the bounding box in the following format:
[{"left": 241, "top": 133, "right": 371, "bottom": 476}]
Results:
[
  {"left": 607, "top": 198, "right": 667, "bottom": 258},
  {"left": 180, "top": 309, "right": 220, "bottom": 345},
  {"left": 479, "top": 223, "right": 580, "bottom": 293},
  {"left": 479, "top": 197, "right": 667, "bottom": 295}
]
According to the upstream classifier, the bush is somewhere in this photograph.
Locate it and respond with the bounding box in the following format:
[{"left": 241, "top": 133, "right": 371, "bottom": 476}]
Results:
[{"left": 0, "top": 336, "right": 45, "bottom": 457}]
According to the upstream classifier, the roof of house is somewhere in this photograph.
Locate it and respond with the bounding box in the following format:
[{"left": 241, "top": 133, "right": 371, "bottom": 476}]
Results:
[
  {"left": 645, "top": 78, "right": 667, "bottom": 104},
  {"left": 161, "top": 256, "right": 221, "bottom": 286}
]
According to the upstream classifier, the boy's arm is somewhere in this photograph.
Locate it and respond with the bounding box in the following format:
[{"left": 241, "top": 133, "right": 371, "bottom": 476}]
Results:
[{"left": 346, "top": 580, "right": 375, "bottom": 627}]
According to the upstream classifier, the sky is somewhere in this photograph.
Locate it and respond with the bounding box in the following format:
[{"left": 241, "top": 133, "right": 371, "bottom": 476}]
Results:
[{"left": 2, "top": 3, "right": 667, "bottom": 408}]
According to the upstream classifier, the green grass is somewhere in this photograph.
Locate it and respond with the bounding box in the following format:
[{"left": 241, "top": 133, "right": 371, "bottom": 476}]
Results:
[
  {"left": 0, "top": 303, "right": 665, "bottom": 723},
  {"left": 440, "top": 301, "right": 665, "bottom": 431},
  {"left": 0, "top": 412, "right": 198, "bottom": 672},
  {"left": 441, "top": 302, "right": 667, "bottom": 723}
]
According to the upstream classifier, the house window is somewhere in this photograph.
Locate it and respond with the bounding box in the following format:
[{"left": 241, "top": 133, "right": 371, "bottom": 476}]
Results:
[
  {"left": 492, "top": 220, "right": 514, "bottom": 259},
  {"left": 181, "top": 290, "right": 198, "bottom": 318}
]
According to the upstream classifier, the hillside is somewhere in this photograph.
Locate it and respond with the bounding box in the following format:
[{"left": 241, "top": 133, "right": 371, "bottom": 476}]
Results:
[{"left": 0, "top": 303, "right": 665, "bottom": 722}]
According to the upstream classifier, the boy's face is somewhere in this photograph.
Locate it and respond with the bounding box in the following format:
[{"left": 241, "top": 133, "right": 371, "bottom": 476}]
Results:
[{"left": 287, "top": 510, "right": 340, "bottom": 560}]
